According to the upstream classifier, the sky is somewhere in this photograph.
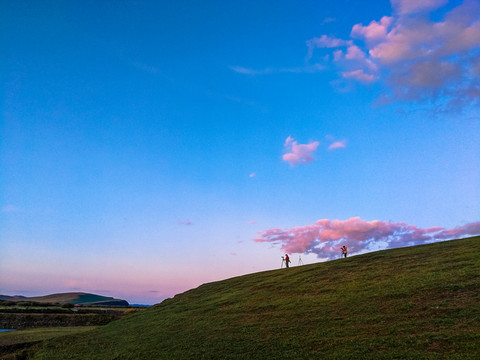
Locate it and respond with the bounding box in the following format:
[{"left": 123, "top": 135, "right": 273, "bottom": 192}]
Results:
[{"left": 1, "top": 0, "right": 479, "bottom": 305}]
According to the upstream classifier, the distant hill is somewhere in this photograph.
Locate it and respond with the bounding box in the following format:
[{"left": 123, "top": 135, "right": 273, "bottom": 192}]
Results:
[
  {"left": 34, "top": 236, "right": 480, "bottom": 359},
  {"left": 0, "top": 295, "right": 26, "bottom": 301},
  {"left": 0, "top": 292, "right": 129, "bottom": 307}
]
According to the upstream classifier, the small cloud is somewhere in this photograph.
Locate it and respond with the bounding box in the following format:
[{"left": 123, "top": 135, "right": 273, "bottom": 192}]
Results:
[
  {"left": 342, "top": 69, "right": 377, "bottom": 83},
  {"left": 230, "top": 66, "right": 268, "bottom": 75},
  {"left": 306, "top": 35, "right": 353, "bottom": 60},
  {"left": 306, "top": 34, "right": 352, "bottom": 49},
  {"left": 284, "top": 136, "right": 294, "bottom": 146},
  {"left": 179, "top": 219, "right": 193, "bottom": 226},
  {"left": 328, "top": 140, "right": 347, "bottom": 150},
  {"left": 247, "top": 221, "right": 257, "bottom": 225},
  {"left": 282, "top": 137, "right": 320, "bottom": 166},
  {"left": 230, "top": 64, "right": 324, "bottom": 75}
]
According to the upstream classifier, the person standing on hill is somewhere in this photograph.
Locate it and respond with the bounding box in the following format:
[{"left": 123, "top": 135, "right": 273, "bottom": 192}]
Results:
[
  {"left": 341, "top": 246, "right": 347, "bottom": 258},
  {"left": 285, "top": 254, "right": 290, "bottom": 268}
]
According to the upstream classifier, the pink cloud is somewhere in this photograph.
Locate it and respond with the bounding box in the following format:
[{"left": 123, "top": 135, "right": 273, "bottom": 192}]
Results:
[
  {"left": 254, "top": 217, "right": 480, "bottom": 260},
  {"left": 328, "top": 140, "right": 347, "bottom": 150},
  {"left": 351, "top": 16, "right": 393, "bottom": 41},
  {"left": 368, "top": 19, "right": 442, "bottom": 64},
  {"left": 345, "top": 45, "right": 367, "bottom": 60},
  {"left": 333, "top": 50, "right": 344, "bottom": 62},
  {"left": 342, "top": 70, "right": 377, "bottom": 83},
  {"left": 179, "top": 219, "right": 193, "bottom": 226},
  {"left": 307, "top": 0, "right": 480, "bottom": 108},
  {"left": 306, "top": 35, "right": 353, "bottom": 60},
  {"left": 282, "top": 137, "right": 320, "bottom": 166},
  {"left": 307, "top": 34, "right": 352, "bottom": 49},
  {"left": 387, "top": 60, "right": 462, "bottom": 100},
  {"left": 284, "top": 136, "right": 294, "bottom": 146},
  {"left": 437, "top": 1, "right": 480, "bottom": 55},
  {"left": 434, "top": 222, "right": 480, "bottom": 239},
  {"left": 368, "top": 1, "right": 480, "bottom": 102},
  {"left": 391, "top": 0, "right": 448, "bottom": 15}
]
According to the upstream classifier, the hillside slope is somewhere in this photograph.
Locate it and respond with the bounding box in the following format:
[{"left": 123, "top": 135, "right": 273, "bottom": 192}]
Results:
[{"left": 34, "top": 236, "right": 480, "bottom": 359}]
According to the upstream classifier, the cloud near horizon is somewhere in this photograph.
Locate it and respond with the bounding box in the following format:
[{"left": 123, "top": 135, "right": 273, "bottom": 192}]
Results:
[
  {"left": 179, "top": 219, "right": 193, "bottom": 226},
  {"left": 307, "top": 0, "right": 480, "bottom": 108},
  {"left": 254, "top": 217, "right": 480, "bottom": 260},
  {"left": 282, "top": 137, "right": 320, "bottom": 166}
]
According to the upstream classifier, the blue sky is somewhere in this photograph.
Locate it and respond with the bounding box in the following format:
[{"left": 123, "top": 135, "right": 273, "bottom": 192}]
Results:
[{"left": 1, "top": 0, "right": 479, "bottom": 304}]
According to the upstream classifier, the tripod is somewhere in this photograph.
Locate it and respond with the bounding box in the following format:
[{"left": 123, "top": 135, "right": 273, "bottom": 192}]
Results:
[
  {"left": 281, "top": 256, "right": 286, "bottom": 268},
  {"left": 298, "top": 255, "right": 304, "bottom": 265}
]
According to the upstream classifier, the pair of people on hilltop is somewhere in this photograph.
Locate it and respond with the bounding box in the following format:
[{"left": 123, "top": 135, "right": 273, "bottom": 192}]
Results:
[{"left": 284, "top": 247, "right": 347, "bottom": 268}]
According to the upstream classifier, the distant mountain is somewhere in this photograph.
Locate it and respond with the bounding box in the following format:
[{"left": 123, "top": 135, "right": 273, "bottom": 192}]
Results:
[
  {"left": 0, "top": 295, "right": 26, "bottom": 301},
  {"left": 0, "top": 292, "right": 129, "bottom": 307}
]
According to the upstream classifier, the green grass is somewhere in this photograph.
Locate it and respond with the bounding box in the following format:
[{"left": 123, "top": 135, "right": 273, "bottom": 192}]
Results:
[
  {"left": 0, "top": 327, "right": 96, "bottom": 359},
  {"left": 33, "top": 236, "right": 480, "bottom": 359},
  {"left": 0, "top": 327, "right": 96, "bottom": 347}
]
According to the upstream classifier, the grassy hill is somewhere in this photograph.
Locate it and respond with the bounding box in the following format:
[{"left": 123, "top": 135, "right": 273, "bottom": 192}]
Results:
[
  {"left": 33, "top": 236, "right": 480, "bottom": 359},
  {"left": 0, "top": 293, "right": 129, "bottom": 306}
]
